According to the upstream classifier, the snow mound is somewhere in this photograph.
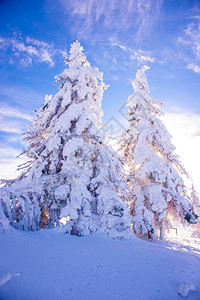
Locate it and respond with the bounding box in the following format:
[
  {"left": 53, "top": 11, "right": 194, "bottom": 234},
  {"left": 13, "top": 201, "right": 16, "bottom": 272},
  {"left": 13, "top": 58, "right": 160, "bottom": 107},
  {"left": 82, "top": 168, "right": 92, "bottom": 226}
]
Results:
[{"left": 177, "top": 282, "right": 196, "bottom": 297}]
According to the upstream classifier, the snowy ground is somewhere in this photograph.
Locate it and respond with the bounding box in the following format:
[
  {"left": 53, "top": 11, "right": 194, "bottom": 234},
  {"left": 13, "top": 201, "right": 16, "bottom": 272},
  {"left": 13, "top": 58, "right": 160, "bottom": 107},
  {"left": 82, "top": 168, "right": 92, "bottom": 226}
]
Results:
[{"left": 0, "top": 229, "right": 200, "bottom": 300}]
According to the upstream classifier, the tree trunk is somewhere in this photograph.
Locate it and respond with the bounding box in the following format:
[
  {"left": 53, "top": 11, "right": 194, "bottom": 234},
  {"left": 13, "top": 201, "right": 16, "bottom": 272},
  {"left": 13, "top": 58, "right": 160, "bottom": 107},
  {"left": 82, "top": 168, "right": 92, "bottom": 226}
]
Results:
[{"left": 160, "top": 219, "right": 165, "bottom": 240}]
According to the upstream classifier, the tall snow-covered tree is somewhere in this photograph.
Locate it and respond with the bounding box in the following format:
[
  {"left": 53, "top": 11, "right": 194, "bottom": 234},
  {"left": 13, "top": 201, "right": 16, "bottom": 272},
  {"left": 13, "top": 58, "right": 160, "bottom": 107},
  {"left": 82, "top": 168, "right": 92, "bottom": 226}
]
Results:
[
  {"left": 0, "top": 40, "right": 132, "bottom": 239},
  {"left": 119, "top": 65, "right": 196, "bottom": 239}
]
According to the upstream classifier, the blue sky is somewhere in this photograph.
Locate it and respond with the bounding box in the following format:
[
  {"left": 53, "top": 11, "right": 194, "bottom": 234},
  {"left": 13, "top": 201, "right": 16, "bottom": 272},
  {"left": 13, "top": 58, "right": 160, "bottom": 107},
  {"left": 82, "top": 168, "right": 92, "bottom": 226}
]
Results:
[{"left": 0, "top": 0, "right": 200, "bottom": 191}]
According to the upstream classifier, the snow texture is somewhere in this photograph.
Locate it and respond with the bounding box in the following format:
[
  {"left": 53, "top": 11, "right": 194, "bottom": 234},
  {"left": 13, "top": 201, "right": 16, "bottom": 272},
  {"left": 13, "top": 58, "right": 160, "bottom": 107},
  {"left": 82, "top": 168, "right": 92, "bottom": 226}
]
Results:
[
  {"left": 119, "top": 65, "right": 197, "bottom": 239},
  {"left": 0, "top": 229, "right": 200, "bottom": 300}
]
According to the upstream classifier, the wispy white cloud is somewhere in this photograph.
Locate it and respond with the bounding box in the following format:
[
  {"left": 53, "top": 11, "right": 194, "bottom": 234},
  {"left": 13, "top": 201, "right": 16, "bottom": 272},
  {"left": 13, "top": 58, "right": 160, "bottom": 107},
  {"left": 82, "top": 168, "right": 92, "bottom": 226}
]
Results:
[
  {"left": 0, "top": 34, "right": 67, "bottom": 68},
  {"left": 109, "top": 40, "right": 155, "bottom": 63},
  {"left": 0, "top": 147, "right": 27, "bottom": 180},
  {"left": 0, "top": 83, "right": 43, "bottom": 109},
  {"left": 0, "top": 147, "right": 21, "bottom": 159},
  {"left": 134, "top": 0, "right": 162, "bottom": 40},
  {"left": 0, "top": 119, "right": 22, "bottom": 134},
  {"left": 0, "top": 105, "right": 33, "bottom": 121},
  {"left": 0, "top": 109, "right": 32, "bottom": 180},
  {"left": 59, "top": 0, "right": 162, "bottom": 41},
  {"left": 178, "top": 14, "right": 200, "bottom": 73},
  {"left": 0, "top": 86, "right": 38, "bottom": 157},
  {"left": 0, "top": 116, "right": 29, "bottom": 135},
  {"left": 0, "top": 104, "right": 33, "bottom": 135},
  {"left": 187, "top": 63, "right": 200, "bottom": 73},
  {"left": 111, "top": 75, "right": 120, "bottom": 81},
  {"left": 90, "top": 39, "right": 157, "bottom": 76}
]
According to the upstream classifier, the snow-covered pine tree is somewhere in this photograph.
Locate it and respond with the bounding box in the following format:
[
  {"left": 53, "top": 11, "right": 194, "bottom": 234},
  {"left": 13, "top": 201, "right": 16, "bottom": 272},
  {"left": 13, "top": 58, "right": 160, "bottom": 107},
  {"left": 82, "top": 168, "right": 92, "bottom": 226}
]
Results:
[
  {"left": 0, "top": 40, "right": 132, "bottom": 239},
  {"left": 119, "top": 65, "right": 196, "bottom": 239}
]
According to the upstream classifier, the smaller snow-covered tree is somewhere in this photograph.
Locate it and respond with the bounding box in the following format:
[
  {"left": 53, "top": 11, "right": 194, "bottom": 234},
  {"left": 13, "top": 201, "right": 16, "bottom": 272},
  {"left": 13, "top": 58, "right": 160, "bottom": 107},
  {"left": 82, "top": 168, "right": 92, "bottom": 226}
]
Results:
[{"left": 119, "top": 65, "right": 196, "bottom": 239}]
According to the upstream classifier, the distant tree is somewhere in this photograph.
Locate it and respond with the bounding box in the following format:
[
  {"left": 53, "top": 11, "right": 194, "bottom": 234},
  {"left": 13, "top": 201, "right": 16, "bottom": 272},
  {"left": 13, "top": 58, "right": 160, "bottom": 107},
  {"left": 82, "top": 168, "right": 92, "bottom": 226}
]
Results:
[
  {"left": 191, "top": 185, "right": 200, "bottom": 217},
  {"left": 0, "top": 40, "right": 132, "bottom": 239},
  {"left": 119, "top": 65, "right": 196, "bottom": 239},
  {"left": 189, "top": 185, "right": 200, "bottom": 238}
]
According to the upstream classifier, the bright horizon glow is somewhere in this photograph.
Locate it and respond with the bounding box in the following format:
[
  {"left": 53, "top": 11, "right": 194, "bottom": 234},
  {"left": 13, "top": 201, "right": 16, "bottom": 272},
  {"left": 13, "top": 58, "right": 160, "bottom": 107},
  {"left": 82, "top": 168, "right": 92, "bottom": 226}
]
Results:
[{"left": 162, "top": 109, "right": 200, "bottom": 193}]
